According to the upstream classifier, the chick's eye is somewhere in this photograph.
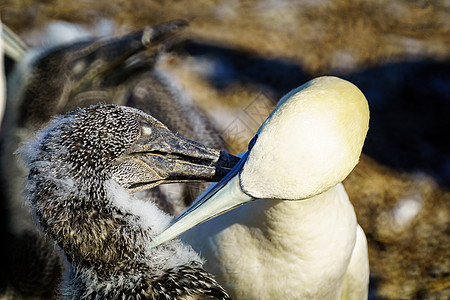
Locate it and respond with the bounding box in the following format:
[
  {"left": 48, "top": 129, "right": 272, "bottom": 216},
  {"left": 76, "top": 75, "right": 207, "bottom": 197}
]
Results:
[{"left": 142, "top": 126, "right": 152, "bottom": 136}]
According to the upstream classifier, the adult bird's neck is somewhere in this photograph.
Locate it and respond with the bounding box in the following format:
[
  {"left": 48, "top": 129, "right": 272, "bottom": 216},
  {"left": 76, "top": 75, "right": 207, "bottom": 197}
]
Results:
[
  {"left": 182, "top": 183, "right": 359, "bottom": 299},
  {"left": 257, "top": 183, "right": 357, "bottom": 250},
  {"left": 184, "top": 183, "right": 358, "bottom": 254}
]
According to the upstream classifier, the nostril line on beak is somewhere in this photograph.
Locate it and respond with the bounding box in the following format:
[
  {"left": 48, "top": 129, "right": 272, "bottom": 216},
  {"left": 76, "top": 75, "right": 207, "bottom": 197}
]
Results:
[{"left": 130, "top": 150, "right": 216, "bottom": 166}]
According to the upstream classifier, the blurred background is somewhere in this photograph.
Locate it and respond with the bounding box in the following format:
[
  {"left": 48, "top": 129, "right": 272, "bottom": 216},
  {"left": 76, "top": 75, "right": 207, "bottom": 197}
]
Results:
[{"left": 1, "top": 0, "right": 449, "bottom": 298}]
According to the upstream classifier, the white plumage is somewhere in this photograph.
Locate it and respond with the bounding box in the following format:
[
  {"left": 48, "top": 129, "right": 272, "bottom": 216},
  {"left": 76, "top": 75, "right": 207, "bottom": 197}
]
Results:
[{"left": 151, "top": 76, "right": 370, "bottom": 299}]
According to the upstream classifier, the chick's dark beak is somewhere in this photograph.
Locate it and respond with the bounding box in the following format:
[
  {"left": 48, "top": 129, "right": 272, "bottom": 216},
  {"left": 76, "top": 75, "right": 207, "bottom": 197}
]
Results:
[{"left": 112, "top": 128, "right": 240, "bottom": 193}]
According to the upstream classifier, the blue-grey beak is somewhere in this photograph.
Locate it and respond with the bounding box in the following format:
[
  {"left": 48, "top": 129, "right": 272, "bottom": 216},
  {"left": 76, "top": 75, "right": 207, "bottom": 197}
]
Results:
[{"left": 149, "top": 151, "right": 253, "bottom": 248}]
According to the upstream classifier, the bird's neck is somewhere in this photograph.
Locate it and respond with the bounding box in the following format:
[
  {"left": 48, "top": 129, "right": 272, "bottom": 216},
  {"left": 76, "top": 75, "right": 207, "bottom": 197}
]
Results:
[
  {"left": 35, "top": 179, "right": 148, "bottom": 268},
  {"left": 247, "top": 183, "right": 357, "bottom": 251},
  {"left": 186, "top": 183, "right": 358, "bottom": 258},
  {"left": 190, "top": 183, "right": 358, "bottom": 299},
  {"left": 30, "top": 177, "right": 209, "bottom": 297},
  {"left": 31, "top": 176, "right": 200, "bottom": 274}
]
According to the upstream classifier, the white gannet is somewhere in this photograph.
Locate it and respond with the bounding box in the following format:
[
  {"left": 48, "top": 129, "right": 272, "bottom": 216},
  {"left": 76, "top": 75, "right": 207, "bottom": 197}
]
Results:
[
  {"left": 150, "top": 76, "right": 370, "bottom": 299},
  {"left": 19, "top": 104, "right": 235, "bottom": 299}
]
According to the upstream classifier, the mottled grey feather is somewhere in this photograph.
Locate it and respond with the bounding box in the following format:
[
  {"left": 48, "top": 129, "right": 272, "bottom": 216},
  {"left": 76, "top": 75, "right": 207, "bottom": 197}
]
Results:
[
  {"left": 1, "top": 20, "right": 227, "bottom": 299},
  {"left": 20, "top": 105, "right": 230, "bottom": 299}
]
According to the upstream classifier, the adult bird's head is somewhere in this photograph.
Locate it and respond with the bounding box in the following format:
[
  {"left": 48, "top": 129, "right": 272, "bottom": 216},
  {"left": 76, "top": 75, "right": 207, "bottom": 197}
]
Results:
[{"left": 150, "top": 76, "right": 370, "bottom": 247}]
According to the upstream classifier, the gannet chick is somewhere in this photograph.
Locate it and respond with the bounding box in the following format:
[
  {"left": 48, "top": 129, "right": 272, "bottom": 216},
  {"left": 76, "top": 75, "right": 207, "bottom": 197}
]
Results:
[
  {"left": 151, "top": 76, "right": 370, "bottom": 299},
  {"left": 19, "top": 104, "right": 235, "bottom": 299}
]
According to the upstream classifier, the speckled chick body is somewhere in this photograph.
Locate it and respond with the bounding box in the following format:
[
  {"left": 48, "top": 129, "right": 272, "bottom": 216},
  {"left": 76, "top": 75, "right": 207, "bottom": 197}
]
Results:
[{"left": 20, "top": 105, "right": 230, "bottom": 299}]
